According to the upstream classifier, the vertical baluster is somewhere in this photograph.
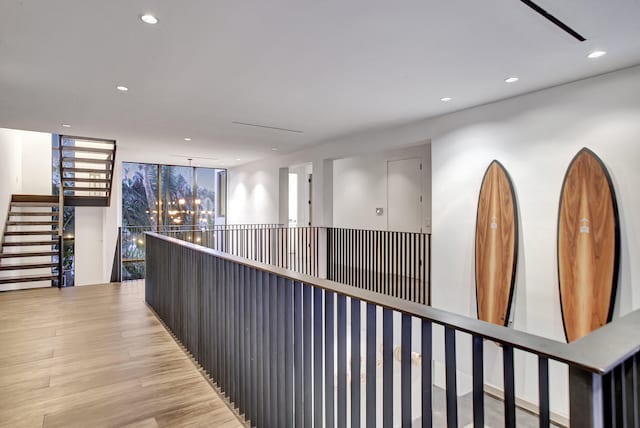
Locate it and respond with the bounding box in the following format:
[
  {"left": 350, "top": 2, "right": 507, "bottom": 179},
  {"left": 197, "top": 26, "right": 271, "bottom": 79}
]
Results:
[
  {"left": 314, "top": 287, "right": 324, "bottom": 428},
  {"left": 570, "top": 366, "right": 605, "bottom": 427},
  {"left": 411, "top": 233, "right": 422, "bottom": 303},
  {"left": 326, "top": 291, "right": 335, "bottom": 427},
  {"left": 222, "top": 258, "right": 229, "bottom": 395},
  {"left": 422, "top": 320, "right": 433, "bottom": 428},
  {"left": 402, "top": 314, "right": 412, "bottom": 426},
  {"left": 250, "top": 268, "right": 258, "bottom": 427},
  {"left": 366, "top": 303, "right": 377, "bottom": 427},
  {"left": 633, "top": 354, "right": 639, "bottom": 428},
  {"left": 294, "top": 281, "right": 303, "bottom": 427},
  {"left": 284, "top": 278, "right": 294, "bottom": 428},
  {"left": 472, "top": 335, "right": 484, "bottom": 428},
  {"left": 383, "top": 308, "right": 393, "bottom": 427},
  {"left": 337, "top": 294, "right": 347, "bottom": 427},
  {"left": 238, "top": 264, "right": 245, "bottom": 414},
  {"left": 503, "top": 345, "right": 516, "bottom": 428},
  {"left": 351, "top": 298, "right": 361, "bottom": 428},
  {"left": 262, "top": 271, "right": 271, "bottom": 427},
  {"left": 444, "top": 326, "right": 458, "bottom": 428},
  {"left": 233, "top": 263, "right": 239, "bottom": 405},
  {"left": 303, "top": 285, "right": 313, "bottom": 427},
  {"left": 270, "top": 274, "right": 279, "bottom": 428},
  {"left": 538, "top": 356, "right": 549, "bottom": 428}
]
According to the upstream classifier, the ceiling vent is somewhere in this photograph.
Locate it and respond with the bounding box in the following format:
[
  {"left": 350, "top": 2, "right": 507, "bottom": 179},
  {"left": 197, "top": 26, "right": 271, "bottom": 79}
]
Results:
[
  {"left": 520, "top": 0, "right": 586, "bottom": 42},
  {"left": 232, "top": 121, "right": 303, "bottom": 134}
]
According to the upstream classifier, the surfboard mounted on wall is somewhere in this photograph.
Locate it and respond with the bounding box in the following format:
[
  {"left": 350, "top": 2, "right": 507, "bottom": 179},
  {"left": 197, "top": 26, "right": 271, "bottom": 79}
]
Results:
[
  {"left": 475, "top": 161, "right": 518, "bottom": 327},
  {"left": 558, "top": 148, "right": 620, "bottom": 343}
]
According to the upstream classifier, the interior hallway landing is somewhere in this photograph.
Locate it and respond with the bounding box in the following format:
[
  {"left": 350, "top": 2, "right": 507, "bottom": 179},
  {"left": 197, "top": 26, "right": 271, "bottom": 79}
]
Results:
[{"left": 0, "top": 281, "right": 245, "bottom": 428}]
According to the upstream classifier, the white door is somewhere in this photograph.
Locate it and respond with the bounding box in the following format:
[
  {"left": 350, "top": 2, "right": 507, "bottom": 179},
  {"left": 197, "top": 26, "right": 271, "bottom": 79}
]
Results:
[{"left": 387, "top": 158, "right": 422, "bottom": 232}]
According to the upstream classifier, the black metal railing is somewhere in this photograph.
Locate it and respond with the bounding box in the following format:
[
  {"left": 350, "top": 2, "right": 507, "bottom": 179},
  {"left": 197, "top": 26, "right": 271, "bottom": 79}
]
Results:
[
  {"left": 327, "top": 227, "right": 431, "bottom": 305},
  {"left": 119, "top": 224, "right": 283, "bottom": 280},
  {"left": 146, "top": 232, "right": 640, "bottom": 428},
  {"left": 125, "top": 224, "right": 431, "bottom": 305}
]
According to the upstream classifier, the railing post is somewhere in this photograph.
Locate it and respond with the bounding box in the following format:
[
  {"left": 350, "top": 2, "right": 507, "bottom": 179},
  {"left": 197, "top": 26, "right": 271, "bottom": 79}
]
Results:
[
  {"left": 569, "top": 366, "right": 604, "bottom": 427},
  {"left": 57, "top": 234, "right": 63, "bottom": 288}
]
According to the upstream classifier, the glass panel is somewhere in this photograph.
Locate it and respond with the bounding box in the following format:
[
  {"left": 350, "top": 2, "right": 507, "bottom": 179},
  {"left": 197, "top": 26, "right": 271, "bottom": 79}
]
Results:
[
  {"left": 121, "top": 162, "right": 159, "bottom": 280},
  {"left": 161, "top": 165, "right": 194, "bottom": 227},
  {"left": 195, "top": 167, "right": 225, "bottom": 228},
  {"left": 122, "top": 162, "right": 159, "bottom": 228}
]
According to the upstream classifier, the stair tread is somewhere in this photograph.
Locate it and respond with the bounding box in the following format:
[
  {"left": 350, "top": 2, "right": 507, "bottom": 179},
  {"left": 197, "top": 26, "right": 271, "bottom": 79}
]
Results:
[
  {"left": 62, "top": 157, "right": 112, "bottom": 164},
  {"left": 11, "top": 195, "right": 58, "bottom": 203},
  {"left": 63, "top": 177, "right": 110, "bottom": 183},
  {"left": 9, "top": 211, "right": 58, "bottom": 216},
  {"left": 0, "top": 262, "right": 57, "bottom": 271},
  {"left": 3, "top": 241, "right": 58, "bottom": 246},
  {"left": 0, "top": 274, "right": 58, "bottom": 284},
  {"left": 61, "top": 146, "right": 114, "bottom": 154},
  {"left": 5, "top": 231, "right": 58, "bottom": 236},
  {"left": 64, "top": 167, "right": 112, "bottom": 174},
  {"left": 11, "top": 202, "right": 59, "bottom": 207},
  {"left": 7, "top": 221, "right": 58, "bottom": 226},
  {"left": 0, "top": 251, "right": 58, "bottom": 258},
  {"left": 63, "top": 186, "right": 109, "bottom": 192},
  {"left": 63, "top": 196, "right": 110, "bottom": 207}
]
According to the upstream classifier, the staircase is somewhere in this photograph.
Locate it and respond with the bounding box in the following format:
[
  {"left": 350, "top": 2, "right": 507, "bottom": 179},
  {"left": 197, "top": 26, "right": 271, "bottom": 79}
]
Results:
[
  {"left": 60, "top": 136, "right": 116, "bottom": 207},
  {"left": 0, "top": 195, "right": 62, "bottom": 290}
]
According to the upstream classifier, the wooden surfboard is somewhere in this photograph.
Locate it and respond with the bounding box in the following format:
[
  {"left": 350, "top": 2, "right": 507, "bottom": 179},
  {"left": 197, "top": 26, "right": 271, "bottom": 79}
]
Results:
[
  {"left": 475, "top": 161, "right": 518, "bottom": 327},
  {"left": 558, "top": 148, "right": 619, "bottom": 343}
]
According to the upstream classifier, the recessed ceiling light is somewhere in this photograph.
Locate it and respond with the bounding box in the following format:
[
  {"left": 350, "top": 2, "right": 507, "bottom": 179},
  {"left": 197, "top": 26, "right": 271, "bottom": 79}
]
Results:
[
  {"left": 271, "top": 147, "right": 278, "bottom": 151},
  {"left": 440, "top": 97, "right": 452, "bottom": 102},
  {"left": 504, "top": 77, "right": 519, "bottom": 83},
  {"left": 116, "top": 85, "right": 129, "bottom": 92},
  {"left": 61, "top": 124, "right": 71, "bottom": 128},
  {"left": 184, "top": 137, "right": 192, "bottom": 141},
  {"left": 140, "top": 14, "right": 158, "bottom": 24},
  {"left": 235, "top": 158, "right": 241, "bottom": 161},
  {"left": 587, "top": 50, "right": 607, "bottom": 59}
]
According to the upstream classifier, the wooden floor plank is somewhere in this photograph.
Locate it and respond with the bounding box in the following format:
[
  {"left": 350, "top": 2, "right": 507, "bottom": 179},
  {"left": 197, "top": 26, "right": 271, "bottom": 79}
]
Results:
[{"left": 0, "top": 281, "right": 245, "bottom": 428}]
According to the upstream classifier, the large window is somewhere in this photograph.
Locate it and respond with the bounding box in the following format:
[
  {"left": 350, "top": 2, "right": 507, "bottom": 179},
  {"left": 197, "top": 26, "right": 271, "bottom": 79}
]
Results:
[{"left": 121, "top": 162, "right": 227, "bottom": 279}]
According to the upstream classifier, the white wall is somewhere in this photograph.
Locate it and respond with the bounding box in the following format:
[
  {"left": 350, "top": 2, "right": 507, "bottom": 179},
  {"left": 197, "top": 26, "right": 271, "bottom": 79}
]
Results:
[
  {"left": 20, "top": 131, "right": 52, "bottom": 194},
  {"left": 228, "top": 139, "right": 432, "bottom": 228},
  {"left": 428, "top": 65, "right": 640, "bottom": 417},
  {"left": 227, "top": 65, "right": 640, "bottom": 418},
  {"left": 333, "top": 144, "right": 430, "bottom": 231},
  {"left": 0, "top": 129, "right": 23, "bottom": 230},
  {"left": 75, "top": 207, "right": 105, "bottom": 286},
  {"left": 0, "top": 129, "right": 52, "bottom": 290}
]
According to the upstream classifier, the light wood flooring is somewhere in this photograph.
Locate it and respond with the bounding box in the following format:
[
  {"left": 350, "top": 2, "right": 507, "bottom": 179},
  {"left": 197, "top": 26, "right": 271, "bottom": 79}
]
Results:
[{"left": 0, "top": 281, "right": 245, "bottom": 428}]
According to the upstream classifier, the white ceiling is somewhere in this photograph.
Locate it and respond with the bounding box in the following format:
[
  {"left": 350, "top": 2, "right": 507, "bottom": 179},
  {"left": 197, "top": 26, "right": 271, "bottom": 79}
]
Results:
[{"left": 1, "top": 0, "right": 640, "bottom": 167}]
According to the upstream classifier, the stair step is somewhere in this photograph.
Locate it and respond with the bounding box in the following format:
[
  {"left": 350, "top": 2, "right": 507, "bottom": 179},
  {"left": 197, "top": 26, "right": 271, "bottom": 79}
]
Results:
[
  {"left": 63, "top": 196, "right": 109, "bottom": 207},
  {"left": 11, "top": 202, "right": 59, "bottom": 207},
  {"left": 9, "top": 211, "right": 57, "bottom": 217},
  {"left": 63, "top": 178, "right": 110, "bottom": 183},
  {"left": 7, "top": 221, "right": 58, "bottom": 226},
  {"left": 11, "top": 195, "right": 58, "bottom": 203},
  {"left": 0, "top": 262, "right": 57, "bottom": 271},
  {"left": 63, "top": 186, "right": 109, "bottom": 192},
  {"left": 3, "top": 240, "right": 58, "bottom": 247},
  {"left": 0, "top": 274, "right": 58, "bottom": 285},
  {"left": 62, "top": 157, "right": 112, "bottom": 165},
  {"left": 64, "top": 167, "right": 111, "bottom": 175},
  {"left": 61, "top": 146, "right": 114, "bottom": 155},
  {"left": 0, "top": 251, "right": 58, "bottom": 258},
  {"left": 5, "top": 230, "right": 58, "bottom": 236}
]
